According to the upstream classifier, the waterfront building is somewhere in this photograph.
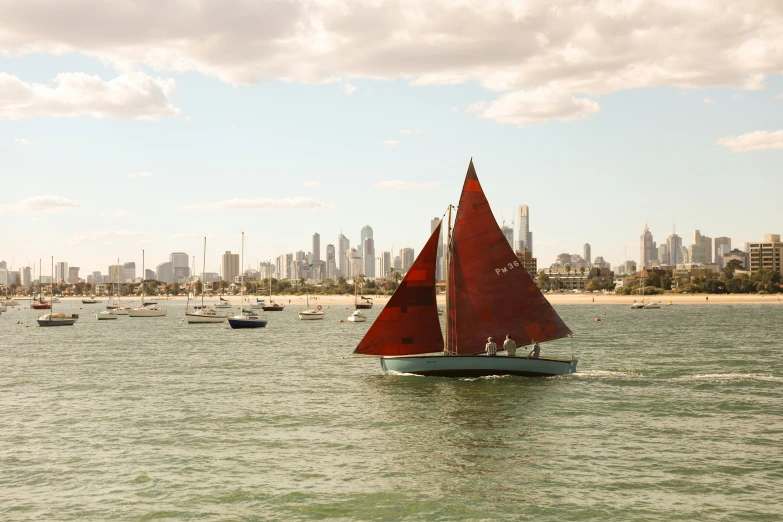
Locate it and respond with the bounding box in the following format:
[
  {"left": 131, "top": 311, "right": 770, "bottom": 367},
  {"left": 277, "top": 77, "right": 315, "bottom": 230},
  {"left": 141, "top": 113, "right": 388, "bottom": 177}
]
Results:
[
  {"left": 714, "top": 237, "right": 731, "bottom": 269},
  {"left": 749, "top": 234, "right": 783, "bottom": 276},
  {"left": 400, "top": 248, "right": 415, "bottom": 273},
  {"left": 516, "top": 205, "right": 533, "bottom": 254},
  {"left": 724, "top": 249, "right": 748, "bottom": 269},
  {"left": 221, "top": 251, "right": 239, "bottom": 283},
  {"left": 312, "top": 233, "right": 321, "bottom": 264},
  {"left": 337, "top": 233, "right": 350, "bottom": 278},
  {"left": 170, "top": 252, "right": 190, "bottom": 282},
  {"left": 68, "top": 267, "right": 79, "bottom": 284},
  {"left": 123, "top": 262, "right": 136, "bottom": 282},
  {"left": 156, "top": 261, "right": 174, "bottom": 284}
]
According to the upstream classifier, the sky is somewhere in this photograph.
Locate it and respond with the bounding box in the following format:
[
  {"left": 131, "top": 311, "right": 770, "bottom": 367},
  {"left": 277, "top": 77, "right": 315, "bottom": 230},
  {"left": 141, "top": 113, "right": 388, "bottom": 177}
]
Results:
[{"left": 1, "top": 0, "right": 782, "bottom": 277}]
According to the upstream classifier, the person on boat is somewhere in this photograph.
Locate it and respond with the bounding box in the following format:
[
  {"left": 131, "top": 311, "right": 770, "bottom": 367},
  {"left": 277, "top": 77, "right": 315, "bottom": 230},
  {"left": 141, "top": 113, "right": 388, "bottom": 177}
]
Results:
[
  {"left": 485, "top": 337, "right": 497, "bottom": 356},
  {"left": 527, "top": 339, "right": 541, "bottom": 359},
  {"left": 503, "top": 334, "right": 516, "bottom": 356}
]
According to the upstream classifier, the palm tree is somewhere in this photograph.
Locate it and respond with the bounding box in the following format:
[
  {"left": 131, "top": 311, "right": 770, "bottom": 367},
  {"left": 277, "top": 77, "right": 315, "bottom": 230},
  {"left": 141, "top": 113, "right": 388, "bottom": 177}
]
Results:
[{"left": 579, "top": 266, "right": 586, "bottom": 290}]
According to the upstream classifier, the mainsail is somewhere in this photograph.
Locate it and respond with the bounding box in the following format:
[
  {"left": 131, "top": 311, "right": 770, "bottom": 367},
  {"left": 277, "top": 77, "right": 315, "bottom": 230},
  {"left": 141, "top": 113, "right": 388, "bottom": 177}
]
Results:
[
  {"left": 354, "top": 223, "right": 443, "bottom": 356},
  {"left": 446, "top": 160, "right": 571, "bottom": 354}
]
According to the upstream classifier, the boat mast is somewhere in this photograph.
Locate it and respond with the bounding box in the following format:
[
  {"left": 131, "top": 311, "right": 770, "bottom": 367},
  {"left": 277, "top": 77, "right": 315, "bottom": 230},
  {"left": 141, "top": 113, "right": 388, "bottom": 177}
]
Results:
[
  {"left": 240, "top": 232, "right": 244, "bottom": 313},
  {"left": 117, "top": 258, "right": 121, "bottom": 307},
  {"left": 201, "top": 237, "right": 207, "bottom": 309},
  {"left": 444, "top": 204, "right": 452, "bottom": 356},
  {"left": 50, "top": 256, "right": 54, "bottom": 312},
  {"left": 141, "top": 249, "right": 145, "bottom": 305}
]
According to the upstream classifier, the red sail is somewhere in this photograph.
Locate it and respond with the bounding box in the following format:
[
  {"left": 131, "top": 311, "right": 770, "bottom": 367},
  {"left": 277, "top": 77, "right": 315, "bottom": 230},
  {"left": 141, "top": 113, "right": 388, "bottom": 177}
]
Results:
[
  {"left": 446, "top": 160, "right": 571, "bottom": 354},
  {"left": 354, "top": 223, "right": 443, "bottom": 356}
]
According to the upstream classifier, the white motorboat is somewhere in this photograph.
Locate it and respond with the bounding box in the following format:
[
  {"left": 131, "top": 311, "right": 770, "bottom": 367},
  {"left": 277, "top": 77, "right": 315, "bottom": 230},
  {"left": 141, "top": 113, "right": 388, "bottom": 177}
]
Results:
[
  {"left": 347, "top": 310, "right": 367, "bottom": 322},
  {"left": 299, "top": 295, "right": 324, "bottom": 320},
  {"left": 630, "top": 302, "right": 645, "bottom": 309},
  {"left": 81, "top": 297, "right": 100, "bottom": 304},
  {"left": 51, "top": 297, "right": 61, "bottom": 303},
  {"left": 186, "top": 307, "right": 228, "bottom": 323},
  {"left": 644, "top": 302, "right": 661, "bottom": 309},
  {"left": 96, "top": 310, "right": 117, "bottom": 320}
]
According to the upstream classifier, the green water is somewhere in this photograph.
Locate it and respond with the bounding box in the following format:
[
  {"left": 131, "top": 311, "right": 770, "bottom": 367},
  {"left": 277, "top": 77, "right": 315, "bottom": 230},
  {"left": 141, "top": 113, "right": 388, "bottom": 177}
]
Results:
[{"left": 1, "top": 302, "right": 781, "bottom": 520}]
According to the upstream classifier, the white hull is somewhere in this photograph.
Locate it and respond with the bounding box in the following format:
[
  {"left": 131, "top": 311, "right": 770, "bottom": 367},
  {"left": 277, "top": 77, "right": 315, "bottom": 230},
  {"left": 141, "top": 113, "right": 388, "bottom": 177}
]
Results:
[
  {"left": 3, "top": 300, "right": 19, "bottom": 306},
  {"left": 299, "top": 311, "right": 325, "bottom": 320},
  {"left": 128, "top": 307, "right": 168, "bottom": 317},
  {"left": 115, "top": 308, "right": 130, "bottom": 315},
  {"left": 347, "top": 316, "right": 366, "bottom": 322},
  {"left": 96, "top": 311, "right": 118, "bottom": 320},
  {"left": 379, "top": 353, "right": 578, "bottom": 377},
  {"left": 185, "top": 312, "right": 227, "bottom": 323},
  {"left": 644, "top": 303, "right": 661, "bottom": 309}
]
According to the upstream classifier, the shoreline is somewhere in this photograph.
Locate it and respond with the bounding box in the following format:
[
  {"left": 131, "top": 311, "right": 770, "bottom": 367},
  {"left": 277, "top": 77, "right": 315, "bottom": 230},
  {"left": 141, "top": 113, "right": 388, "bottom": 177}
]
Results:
[{"left": 34, "top": 293, "right": 783, "bottom": 306}]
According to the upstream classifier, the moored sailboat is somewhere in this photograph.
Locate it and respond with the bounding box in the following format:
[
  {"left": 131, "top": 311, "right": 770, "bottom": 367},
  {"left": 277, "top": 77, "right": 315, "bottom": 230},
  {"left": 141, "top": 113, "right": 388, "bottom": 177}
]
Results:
[
  {"left": 129, "top": 250, "right": 167, "bottom": 317},
  {"left": 38, "top": 257, "right": 79, "bottom": 326},
  {"left": 227, "top": 232, "right": 268, "bottom": 329},
  {"left": 186, "top": 237, "right": 228, "bottom": 324},
  {"left": 352, "top": 160, "right": 577, "bottom": 377}
]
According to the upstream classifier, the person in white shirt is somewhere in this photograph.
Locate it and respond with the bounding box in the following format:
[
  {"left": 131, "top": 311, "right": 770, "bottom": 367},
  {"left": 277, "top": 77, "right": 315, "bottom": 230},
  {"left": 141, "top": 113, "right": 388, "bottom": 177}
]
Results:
[
  {"left": 485, "top": 337, "right": 497, "bottom": 356},
  {"left": 502, "top": 335, "right": 516, "bottom": 356}
]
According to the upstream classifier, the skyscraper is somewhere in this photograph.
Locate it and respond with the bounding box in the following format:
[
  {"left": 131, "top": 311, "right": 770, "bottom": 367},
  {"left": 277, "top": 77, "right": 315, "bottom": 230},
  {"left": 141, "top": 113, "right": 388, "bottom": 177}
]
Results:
[
  {"left": 55, "top": 261, "right": 68, "bottom": 283},
  {"left": 170, "top": 252, "right": 190, "bottom": 282},
  {"left": 221, "top": 251, "right": 239, "bottom": 283},
  {"left": 156, "top": 261, "right": 174, "bottom": 283},
  {"left": 583, "top": 244, "right": 591, "bottom": 266},
  {"left": 667, "top": 228, "right": 683, "bottom": 266},
  {"left": 363, "top": 237, "right": 375, "bottom": 277},
  {"left": 714, "top": 237, "right": 731, "bottom": 268},
  {"left": 640, "top": 223, "right": 655, "bottom": 269},
  {"left": 400, "top": 248, "right": 415, "bottom": 272},
  {"left": 325, "top": 244, "right": 336, "bottom": 280},
  {"left": 502, "top": 226, "right": 514, "bottom": 250},
  {"left": 337, "top": 233, "right": 350, "bottom": 278},
  {"left": 432, "top": 217, "right": 444, "bottom": 279},
  {"left": 123, "top": 262, "right": 136, "bottom": 282},
  {"left": 20, "top": 266, "right": 31, "bottom": 287},
  {"left": 312, "top": 233, "right": 321, "bottom": 263},
  {"left": 68, "top": 267, "right": 80, "bottom": 284},
  {"left": 516, "top": 205, "right": 533, "bottom": 254}
]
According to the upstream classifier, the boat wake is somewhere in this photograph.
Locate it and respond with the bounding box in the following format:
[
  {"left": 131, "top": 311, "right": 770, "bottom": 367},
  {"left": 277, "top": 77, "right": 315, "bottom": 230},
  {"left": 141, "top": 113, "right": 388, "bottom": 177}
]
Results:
[{"left": 671, "top": 373, "right": 783, "bottom": 384}]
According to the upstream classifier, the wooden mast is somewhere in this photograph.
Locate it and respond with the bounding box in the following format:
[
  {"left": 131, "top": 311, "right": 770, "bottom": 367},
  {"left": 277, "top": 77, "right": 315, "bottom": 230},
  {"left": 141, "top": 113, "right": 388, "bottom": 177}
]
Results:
[{"left": 443, "top": 204, "right": 452, "bottom": 355}]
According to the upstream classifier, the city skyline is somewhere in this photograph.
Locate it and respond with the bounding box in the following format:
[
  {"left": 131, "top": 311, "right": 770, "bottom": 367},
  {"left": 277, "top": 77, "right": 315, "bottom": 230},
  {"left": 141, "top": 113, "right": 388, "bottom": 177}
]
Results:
[{"left": 1, "top": 3, "right": 781, "bottom": 275}]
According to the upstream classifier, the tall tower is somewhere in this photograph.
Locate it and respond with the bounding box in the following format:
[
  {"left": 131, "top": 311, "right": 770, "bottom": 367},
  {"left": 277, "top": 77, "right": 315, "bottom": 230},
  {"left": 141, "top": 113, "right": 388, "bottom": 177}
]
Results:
[
  {"left": 640, "top": 222, "right": 654, "bottom": 270},
  {"left": 325, "top": 244, "right": 336, "bottom": 280},
  {"left": 516, "top": 205, "right": 532, "bottom": 253},
  {"left": 667, "top": 227, "right": 683, "bottom": 266},
  {"left": 583, "top": 243, "right": 591, "bottom": 266},
  {"left": 312, "top": 233, "right": 321, "bottom": 263},
  {"left": 363, "top": 237, "right": 375, "bottom": 277},
  {"left": 337, "top": 234, "right": 350, "bottom": 278}
]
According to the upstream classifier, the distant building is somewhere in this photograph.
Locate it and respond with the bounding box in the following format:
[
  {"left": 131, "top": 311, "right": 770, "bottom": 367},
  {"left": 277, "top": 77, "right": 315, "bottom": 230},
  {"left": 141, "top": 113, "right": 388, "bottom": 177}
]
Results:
[
  {"left": 312, "top": 233, "right": 321, "bottom": 263},
  {"left": 515, "top": 250, "right": 537, "bottom": 280},
  {"left": 20, "top": 267, "right": 32, "bottom": 287},
  {"left": 667, "top": 229, "right": 683, "bottom": 266},
  {"left": 724, "top": 249, "right": 748, "bottom": 269},
  {"left": 516, "top": 205, "right": 533, "bottom": 254},
  {"left": 0, "top": 260, "right": 6, "bottom": 270},
  {"left": 325, "top": 244, "right": 336, "bottom": 280},
  {"left": 170, "top": 252, "right": 190, "bottom": 282},
  {"left": 123, "top": 262, "right": 136, "bottom": 282},
  {"left": 501, "top": 225, "right": 514, "bottom": 250},
  {"left": 691, "top": 230, "right": 712, "bottom": 264},
  {"left": 583, "top": 244, "right": 591, "bottom": 266},
  {"left": 749, "top": 234, "right": 783, "bottom": 276},
  {"left": 68, "top": 266, "right": 80, "bottom": 284},
  {"left": 204, "top": 272, "right": 221, "bottom": 283},
  {"left": 432, "top": 217, "right": 444, "bottom": 280},
  {"left": 714, "top": 237, "right": 731, "bottom": 269},
  {"left": 393, "top": 255, "right": 401, "bottom": 270},
  {"left": 145, "top": 269, "right": 155, "bottom": 280},
  {"left": 55, "top": 261, "right": 68, "bottom": 283},
  {"left": 221, "top": 251, "right": 239, "bottom": 283},
  {"left": 400, "top": 248, "right": 415, "bottom": 273},
  {"left": 156, "top": 261, "right": 174, "bottom": 284},
  {"left": 375, "top": 251, "right": 391, "bottom": 279},
  {"left": 337, "top": 233, "right": 350, "bottom": 278},
  {"left": 640, "top": 223, "right": 656, "bottom": 269}
]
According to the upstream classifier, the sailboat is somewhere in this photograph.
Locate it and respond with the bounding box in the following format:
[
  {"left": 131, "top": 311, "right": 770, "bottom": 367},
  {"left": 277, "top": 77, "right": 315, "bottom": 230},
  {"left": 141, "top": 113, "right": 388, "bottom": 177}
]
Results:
[
  {"left": 215, "top": 296, "right": 232, "bottom": 309},
  {"left": 38, "top": 257, "right": 79, "bottom": 326},
  {"left": 262, "top": 265, "right": 285, "bottom": 311},
  {"left": 186, "top": 238, "right": 228, "bottom": 324},
  {"left": 631, "top": 267, "right": 660, "bottom": 309},
  {"left": 227, "top": 232, "right": 268, "bottom": 328},
  {"left": 106, "top": 258, "right": 130, "bottom": 315},
  {"left": 298, "top": 294, "right": 325, "bottom": 320},
  {"left": 354, "top": 278, "right": 373, "bottom": 309},
  {"left": 31, "top": 261, "right": 51, "bottom": 310},
  {"left": 129, "top": 250, "right": 168, "bottom": 317},
  {"left": 352, "top": 160, "right": 577, "bottom": 377}
]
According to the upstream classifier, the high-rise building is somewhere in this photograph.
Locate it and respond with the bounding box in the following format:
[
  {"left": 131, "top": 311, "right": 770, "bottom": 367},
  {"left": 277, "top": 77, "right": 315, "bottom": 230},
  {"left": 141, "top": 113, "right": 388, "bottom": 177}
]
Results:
[
  {"left": 502, "top": 226, "right": 514, "bottom": 250},
  {"left": 375, "top": 251, "right": 392, "bottom": 279},
  {"left": 20, "top": 266, "right": 32, "bottom": 287},
  {"left": 667, "top": 229, "right": 683, "bottom": 266},
  {"left": 221, "top": 251, "right": 239, "bottom": 283},
  {"left": 325, "top": 244, "right": 336, "bottom": 280},
  {"left": 312, "top": 233, "right": 321, "bottom": 263},
  {"left": 749, "top": 234, "right": 783, "bottom": 276},
  {"left": 363, "top": 237, "right": 375, "bottom": 277},
  {"left": 691, "top": 230, "right": 710, "bottom": 264},
  {"left": 68, "top": 267, "right": 80, "bottom": 284},
  {"left": 55, "top": 261, "right": 68, "bottom": 283},
  {"left": 170, "top": 252, "right": 190, "bottom": 282},
  {"left": 92, "top": 271, "right": 102, "bottom": 284},
  {"left": 0, "top": 268, "right": 7, "bottom": 286},
  {"left": 657, "top": 244, "right": 669, "bottom": 266},
  {"left": 400, "top": 248, "right": 415, "bottom": 272},
  {"left": 145, "top": 269, "right": 155, "bottom": 280},
  {"left": 583, "top": 244, "right": 591, "bottom": 266},
  {"left": 121, "top": 262, "right": 135, "bottom": 282},
  {"left": 714, "top": 237, "right": 731, "bottom": 269},
  {"left": 0, "top": 260, "right": 6, "bottom": 269},
  {"left": 393, "top": 255, "right": 401, "bottom": 270},
  {"left": 156, "top": 261, "right": 174, "bottom": 283},
  {"left": 640, "top": 223, "right": 655, "bottom": 269},
  {"left": 516, "top": 205, "right": 532, "bottom": 254},
  {"left": 337, "top": 233, "right": 350, "bottom": 278}
]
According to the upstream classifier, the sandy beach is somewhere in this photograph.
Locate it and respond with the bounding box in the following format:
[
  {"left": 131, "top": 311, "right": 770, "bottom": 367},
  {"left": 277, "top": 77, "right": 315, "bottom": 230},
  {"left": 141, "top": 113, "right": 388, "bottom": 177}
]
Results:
[{"left": 51, "top": 293, "right": 783, "bottom": 306}]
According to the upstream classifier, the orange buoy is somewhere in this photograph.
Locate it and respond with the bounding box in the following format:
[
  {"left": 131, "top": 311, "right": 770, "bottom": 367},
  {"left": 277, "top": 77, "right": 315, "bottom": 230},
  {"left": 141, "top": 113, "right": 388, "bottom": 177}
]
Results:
[
  {"left": 339, "top": 319, "right": 344, "bottom": 323},
  {"left": 317, "top": 304, "right": 322, "bottom": 310},
  {"left": 595, "top": 317, "right": 601, "bottom": 322}
]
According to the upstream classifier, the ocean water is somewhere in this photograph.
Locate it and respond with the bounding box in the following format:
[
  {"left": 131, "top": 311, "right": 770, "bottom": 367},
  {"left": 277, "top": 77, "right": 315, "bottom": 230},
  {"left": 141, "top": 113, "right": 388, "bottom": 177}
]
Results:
[{"left": 1, "top": 301, "right": 781, "bottom": 521}]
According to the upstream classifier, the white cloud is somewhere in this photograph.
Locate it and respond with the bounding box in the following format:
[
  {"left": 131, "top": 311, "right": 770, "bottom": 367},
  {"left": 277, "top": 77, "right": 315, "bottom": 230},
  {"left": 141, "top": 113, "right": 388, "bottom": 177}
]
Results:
[
  {"left": 399, "top": 129, "right": 425, "bottom": 134},
  {"left": 716, "top": 130, "right": 783, "bottom": 152},
  {"left": 703, "top": 97, "right": 717, "bottom": 104},
  {"left": 14, "top": 138, "right": 33, "bottom": 145},
  {"left": 0, "top": 195, "right": 79, "bottom": 213},
  {"left": 374, "top": 180, "right": 439, "bottom": 190},
  {"left": 128, "top": 171, "right": 152, "bottom": 179},
  {"left": 468, "top": 87, "right": 600, "bottom": 126},
  {"left": 303, "top": 181, "right": 320, "bottom": 187},
  {"left": 0, "top": 72, "right": 179, "bottom": 120},
  {"left": 776, "top": 93, "right": 783, "bottom": 100},
  {"left": 340, "top": 83, "right": 357, "bottom": 95},
  {"left": 743, "top": 73, "right": 766, "bottom": 91},
  {"left": 178, "top": 197, "right": 334, "bottom": 212},
  {"left": 383, "top": 140, "right": 398, "bottom": 146},
  {"left": 99, "top": 211, "right": 131, "bottom": 217}
]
